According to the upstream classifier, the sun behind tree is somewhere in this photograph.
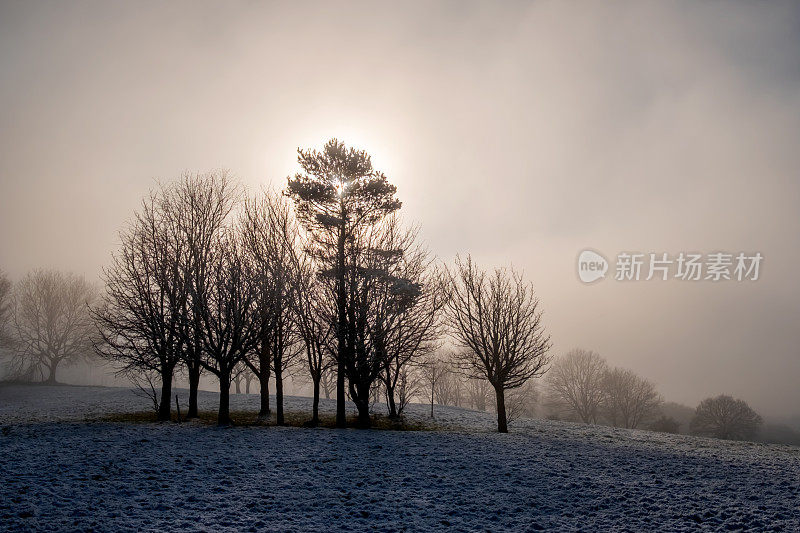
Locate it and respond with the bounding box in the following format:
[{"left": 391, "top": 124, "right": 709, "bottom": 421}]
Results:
[{"left": 286, "top": 138, "right": 402, "bottom": 427}]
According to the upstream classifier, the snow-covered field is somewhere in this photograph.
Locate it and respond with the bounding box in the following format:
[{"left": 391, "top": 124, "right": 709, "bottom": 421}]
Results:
[{"left": 1, "top": 385, "right": 799, "bottom": 531}]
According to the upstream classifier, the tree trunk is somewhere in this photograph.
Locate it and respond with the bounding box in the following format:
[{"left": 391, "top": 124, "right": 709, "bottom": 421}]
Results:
[
  {"left": 45, "top": 359, "right": 59, "bottom": 384},
  {"left": 495, "top": 386, "right": 508, "bottom": 433},
  {"left": 346, "top": 381, "right": 371, "bottom": 429},
  {"left": 275, "top": 365, "right": 285, "bottom": 426},
  {"left": 218, "top": 372, "right": 231, "bottom": 426},
  {"left": 355, "top": 398, "right": 371, "bottom": 429},
  {"left": 187, "top": 364, "right": 201, "bottom": 419},
  {"left": 335, "top": 217, "right": 347, "bottom": 428},
  {"left": 234, "top": 379, "right": 241, "bottom": 394},
  {"left": 386, "top": 384, "right": 398, "bottom": 419},
  {"left": 245, "top": 378, "right": 251, "bottom": 395},
  {"left": 157, "top": 366, "right": 173, "bottom": 422},
  {"left": 356, "top": 406, "right": 371, "bottom": 428},
  {"left": 310, "top": 376, "right": 321, "bottom": 427},
  {"left": 430, "top": 383, "right": 435, "bottom": 418},
  {"left": 257, "top": 333, "right": 271, "bottom": 420},
  {"left": 258, "top": 371, "right": 270, "bottom": 419}
]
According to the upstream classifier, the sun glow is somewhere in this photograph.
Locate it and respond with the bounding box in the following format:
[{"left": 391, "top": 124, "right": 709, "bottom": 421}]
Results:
[{"left": 293, "top": 122, "right": 399, "bottom": 179}]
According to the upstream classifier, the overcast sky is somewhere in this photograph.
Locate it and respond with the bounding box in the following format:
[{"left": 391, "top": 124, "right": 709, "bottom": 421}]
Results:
[{"left": 1, "top": 1, "right": 799, "bottom": 418}]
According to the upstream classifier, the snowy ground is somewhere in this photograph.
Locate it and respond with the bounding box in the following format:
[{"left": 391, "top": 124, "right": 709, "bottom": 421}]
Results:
[{"left": 1, "top": 385, "right": 799, "bottom": 531}]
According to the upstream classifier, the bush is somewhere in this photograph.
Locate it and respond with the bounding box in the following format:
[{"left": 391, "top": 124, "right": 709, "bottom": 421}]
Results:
[{"left": 649, "top": 415, "right": 680, "bottom": 434}]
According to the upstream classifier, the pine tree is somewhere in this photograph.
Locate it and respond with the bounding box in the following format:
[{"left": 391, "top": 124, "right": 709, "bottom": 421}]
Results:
[{"left": 286, "top": 139, "right": 401, "bottom": 427}]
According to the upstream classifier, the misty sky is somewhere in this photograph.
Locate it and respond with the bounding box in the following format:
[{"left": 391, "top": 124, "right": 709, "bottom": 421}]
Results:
[{"left": 1, "top": 1, "right": 799, "bottom": 417}]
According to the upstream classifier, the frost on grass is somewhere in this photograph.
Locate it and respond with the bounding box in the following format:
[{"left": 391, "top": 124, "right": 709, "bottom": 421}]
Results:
[{"left": 1, "top": 385, "right": 799, "bottom": 531}]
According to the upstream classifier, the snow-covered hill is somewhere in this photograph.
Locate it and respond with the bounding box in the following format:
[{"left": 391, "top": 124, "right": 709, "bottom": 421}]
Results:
[{"left": 1, "top": 384, "right": 798, "bottom": 531}]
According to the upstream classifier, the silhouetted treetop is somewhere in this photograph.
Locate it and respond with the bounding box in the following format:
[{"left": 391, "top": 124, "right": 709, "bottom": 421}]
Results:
[{"left": 287, "top": 138, "right": 401, "bottom": 234}]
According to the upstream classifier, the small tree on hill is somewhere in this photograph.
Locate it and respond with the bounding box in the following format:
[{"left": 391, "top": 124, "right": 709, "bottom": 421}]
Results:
[
  {"left": 445, "top": 256, "right": 551, "bottom": 433},
  {"left": 601, "top": 367, "right": 661, "bottom": 429},
  {"left": 545, "top": 349, "right": 607, "bottom": 424},
  {"left": 690, "top": 395, "right": 762, "bottom": 441}
]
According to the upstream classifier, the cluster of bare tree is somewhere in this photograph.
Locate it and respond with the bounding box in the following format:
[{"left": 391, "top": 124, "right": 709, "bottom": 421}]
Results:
[
  {"left": 544, "top": 349, "right": 662, "bottom": 429},
  {"left": 0, "top": 144, "right": 766, "bottom": 442},
  {"left": 416, "top": 355, "right": 473, "bottom": 417},
  {"left": 0, "top": 270, "right": 97, "bottom": 383},
  {"left": 0, "top": 141, "right": 552, "bottom": 432},
  {"left": 93, "top": 172, "right": 295, "bottom": 424},
  {"left": 0, "top": 142, "right": 769, "bottom": 441},
  {"left": 543, "top": 349, "right": 765, "bottom": 441},
  {"left": 87, "top": 140, "right": 551, "bottom": 431}
]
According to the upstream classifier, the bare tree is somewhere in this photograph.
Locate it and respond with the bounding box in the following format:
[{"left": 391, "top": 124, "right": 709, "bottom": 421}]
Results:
[
  {"left": 94, "top": 190, "right": 188, "bottom": 421},
  {"left": 465, "top": 377, "right": 491, "bottom": 412},
  {"left": 12, "top": 270, "right": 97, "bottom": 384},
  {"left": 241, "top": 191, "right": 302, "bottom": 424},
  {"left": 165, "top": 171, "right": 240, "bottom": 419},
  {"left": 341, "top": 220, "right": 432, "bottom": 427},
  {"left": 191, "top": 229, "right": 261, "bottom": 425},
  {"left": 445, "top": 256, "right": 551, "bottom": 432},
  {"left": 126, "top": 367, "right": 162, "bottom": 416},
  {"left": 505, "top": 382, "right": 539, "bottom": 424},
  {"left": 601, "top": 367, "right": 662, "bottom": 429},
  {"left": 433, "top": 364, "right": 460, "bottom": 407},
  {"left": 393, "top": 365, "right": 423, "bottom": 416},
  {"left": 545, "top": 349, "right": 607, "bottom": 424},
  {"left": 289, "top": 234, "right": 335, "bottom": 426},
  {"left": 244, "top": 276, "right": 274, "bottom": 420},
  {"left": 0, "top": 271, "right": 14, "bottom": 356},
  {"left": 243, "top": 368, "right": 256, "bottom": 394},
  {"left": 321, "top": 366, "right": 336, "bottom": 400},
  {"left": 690, "top": 395, "right": 763, "bottom": 441},
  {"left": 232, "top": 362, "right": 248, "bottom": 394},
  {"left": 376, "top": 222, "right": 446, "bottom": 418},
  {"left": 451, "top": 375, "right": 465, "bottom": 407},
  {"left": 420, "top": 355, "right": 449, "bottom": 418}
]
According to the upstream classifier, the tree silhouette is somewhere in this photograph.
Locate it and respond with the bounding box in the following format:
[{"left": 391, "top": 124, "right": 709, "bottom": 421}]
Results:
[
  {"left": 690, "top": 395, "right": 762, "bottom": 441},
  {"left": 164, "top": 172, "right": 240, "bottom": 419},
  {"left": 445, "top": 256, "right": 551, "bottom": 433},
  {"left": 94, "top": 190, "right": 188, "bottom": 421},
  {"left": 601, "top": 367, "right": 661, "bottom": 429},
  {"left": 240, "top": 191, "right": 301, "bottom": 424},
  {"left": 545, "top": 349, "right": 608, "bottom": 424},
  {"left": 0, "top": 271, "right": 13, "bottom": 353},
  {"left": 14, "top": 270, "right": 96, "bottom": 384},
  {"left": 286, "top": 138, "right": 401, "bottom": 427}
]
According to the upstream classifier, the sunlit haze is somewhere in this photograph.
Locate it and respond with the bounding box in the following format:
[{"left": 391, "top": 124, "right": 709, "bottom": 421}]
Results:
[{"left": 1, "top": 1, "right": 799, "bottom": 419}]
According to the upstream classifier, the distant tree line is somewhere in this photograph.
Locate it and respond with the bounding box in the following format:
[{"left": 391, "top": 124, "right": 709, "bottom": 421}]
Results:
[{"left": 540, "top": 348, "right": 763, "bottom": 441}]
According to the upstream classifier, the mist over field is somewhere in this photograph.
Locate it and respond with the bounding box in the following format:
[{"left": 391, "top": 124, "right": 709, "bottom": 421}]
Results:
[
  {"left": 2, "top": 1, "right": 798, "bottom": 420},
  {"left": 1, "top": 2, "right": 799, "bottom": 531}
]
